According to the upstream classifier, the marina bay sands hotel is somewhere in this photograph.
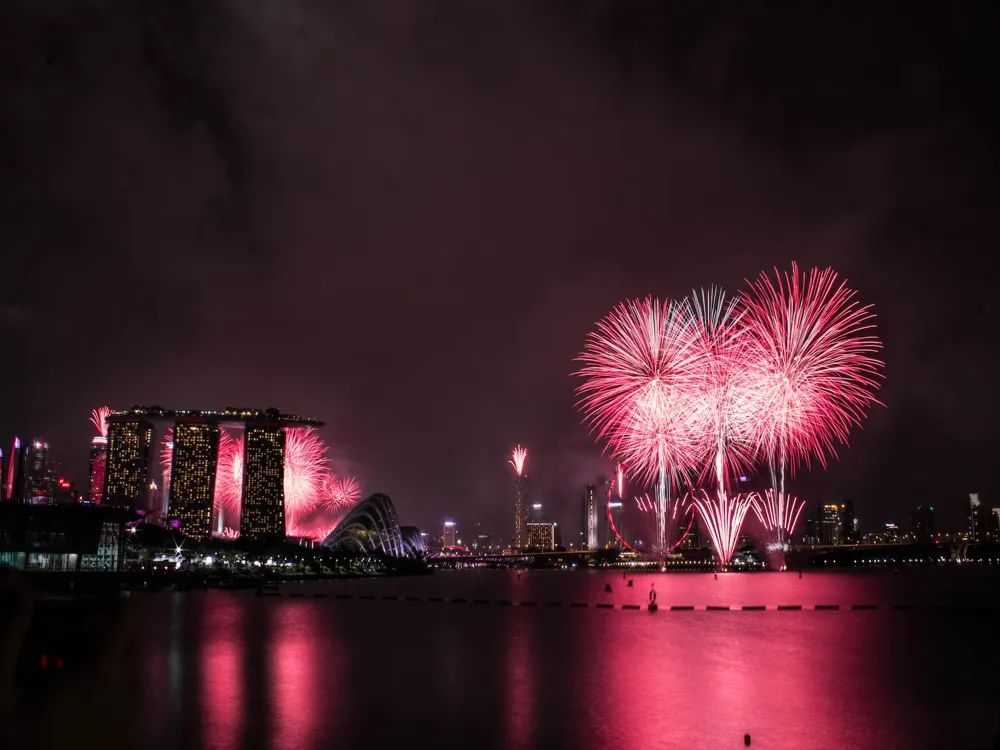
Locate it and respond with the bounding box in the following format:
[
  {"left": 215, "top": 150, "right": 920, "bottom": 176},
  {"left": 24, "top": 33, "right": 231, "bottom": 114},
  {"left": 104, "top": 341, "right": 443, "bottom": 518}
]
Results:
[{"left": 102, "top": 406, "right": 322, "bottom": 542}]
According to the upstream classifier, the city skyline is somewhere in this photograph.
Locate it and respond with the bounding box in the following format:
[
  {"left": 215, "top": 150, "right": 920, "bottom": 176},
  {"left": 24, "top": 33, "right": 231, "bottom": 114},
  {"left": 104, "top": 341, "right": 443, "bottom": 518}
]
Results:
[{"left": 2, "top": 3, "right": 998, "bottom": 538}]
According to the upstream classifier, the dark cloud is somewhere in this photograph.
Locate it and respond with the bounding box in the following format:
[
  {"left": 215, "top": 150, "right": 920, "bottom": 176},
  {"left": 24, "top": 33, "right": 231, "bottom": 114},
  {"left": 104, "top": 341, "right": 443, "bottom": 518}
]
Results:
[{"left": 2, "top": 1, "right": 998, "bottom": 536}]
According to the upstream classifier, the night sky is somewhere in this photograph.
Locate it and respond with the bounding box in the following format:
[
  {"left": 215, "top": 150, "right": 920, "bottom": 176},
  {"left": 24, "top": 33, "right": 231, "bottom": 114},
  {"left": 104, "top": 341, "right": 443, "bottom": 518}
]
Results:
[{"left": 2, "top": 2, "right": 998, "bottom": 537}]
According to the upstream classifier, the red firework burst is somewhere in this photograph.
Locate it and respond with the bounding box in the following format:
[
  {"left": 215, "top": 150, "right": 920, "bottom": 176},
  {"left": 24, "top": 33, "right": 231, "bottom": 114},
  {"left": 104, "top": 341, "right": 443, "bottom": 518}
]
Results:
[
  {"left": 509, "top": 446, "right": 527, "bottom": 476},
  {"left": 741, "top": 262, "right": 884, "bottom": 483},
  {"left": 688, "top": 489, "right": 754, "bottom": 564},
  {"left": 90, "top": 406, "right": 112, "bottom": 438}
]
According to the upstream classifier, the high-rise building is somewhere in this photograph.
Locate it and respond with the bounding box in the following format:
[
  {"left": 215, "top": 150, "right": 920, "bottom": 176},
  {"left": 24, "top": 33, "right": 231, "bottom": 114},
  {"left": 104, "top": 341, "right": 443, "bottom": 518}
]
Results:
[
  {"left": 910, "top": 505, "right": 935, "bottom": 542},
  {"left": 526, "top": 521, "right": 557, "bottom": 551},
  {"left": 442, "top": 521, "right": 456, "bottom": 547},
  {"left": 819, "top": 503, "right": 840, "bottom": 545},
  {"left": 239, "top": 423, "right": 285, "bottom": 540},
  {"left": 839, "top": 501, "right": 857, "bottom": 544},
  {"left": 968, "top": 493, "right": 986, "bottom": 542},
  {"left": 990, "top": 508, "right": 1000, "bottom": 540},
  {"left": 884, "top": 522, "right": 899, "bottom": 543},
  {"left": 103, "top": 421, "right": 153, "bottom": 509},
  {"left": 168, "top": 421, "right": 220, "bottom": 541},
  {"left": 88, "top": 436, "right": 108, "bottom": 503},
  {"left": 23, "top": 441, "right": 48, "bottom": 500},
  {"left": 531, "top": 503, "right": 544, "bottom": 522},
  {"left": 583, "top": 484, "right": 598, "bottom": 550},
  {"left": 514, "top": 474, "right": 530, "bottom": 550}
]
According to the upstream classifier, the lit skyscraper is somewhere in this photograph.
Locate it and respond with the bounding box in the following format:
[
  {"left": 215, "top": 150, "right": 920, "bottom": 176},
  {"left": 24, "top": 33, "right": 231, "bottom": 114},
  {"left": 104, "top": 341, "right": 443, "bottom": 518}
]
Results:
[
  {"left": 23, "top": 441, "right": 48, "bottom": 500},
  {"left": 583, "top": 484, "right": 598, "bottom": 550},
  {"left": 169, "top": 421, "right": 221, "bottom": 541},
  {"left": 442, "top": 520, "right": 456, "bottom": 547},
  {"left": 103, "top": 421, "right": 153, "bottom": 509},
  {"left": 968, "top": 493, "right": 986, "bottom": 542},
  {"left": 240, "top": 423, "right": 285, "bottom": 540},
  {"left": 819, "top": 503, "right": 840, "bottom": 545},
  {"left": 88, "top": 436, "right": 108, "bottom": 503},
  {"left": 510, "top": 446, "right": 529, "bottom": 550}
]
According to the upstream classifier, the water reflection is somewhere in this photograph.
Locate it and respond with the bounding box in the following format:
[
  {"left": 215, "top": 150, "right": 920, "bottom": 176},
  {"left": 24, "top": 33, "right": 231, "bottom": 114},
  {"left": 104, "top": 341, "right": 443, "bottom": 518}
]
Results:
[
  {"left": 270, "top": 602, "right": 323, "bottom": 750},
  {"left": 131, "top": 571, "right": 1000, "bottom": 750},
  {"left": 202, "top": 598, "right": 244, "bottom": 749},
  {"left": 504, "top": 612, "right": 535, "bottom": 750}
]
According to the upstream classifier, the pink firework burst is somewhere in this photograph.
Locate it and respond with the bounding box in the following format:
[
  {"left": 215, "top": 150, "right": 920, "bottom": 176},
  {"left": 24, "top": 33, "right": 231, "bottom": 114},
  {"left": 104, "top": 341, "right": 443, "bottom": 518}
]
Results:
[
  {"left": 686, "top": 287, "right": 760, "bottom": 489},
  {"left": 283, "top": 427, "right": 330, "bottom": 520},
  {"left": 214, "top": 527, "right": 240, "bottom": 541},
  {"left": 90, "top": 406, "right": 112, "bottom": 438},
  {"left": 741, "top": 262, "right": 884, "bottom": 492},
  {"left": 215, "top": 430, "right": 244, "bottom": 516},
  {"left": 751, "top": 490, "right": 805, "bottom": 546},
  {"left": 509, "top": 445, "right": 527, "bottom": 476},
  {"left": 321, "top": 474, "right": 362, "bottom": 513},
  {"left": 576, "top": 297, "right": 702, "bottom": 484},
  {"left": 628, "top": 492, "right": 694, "bottom": 553}
]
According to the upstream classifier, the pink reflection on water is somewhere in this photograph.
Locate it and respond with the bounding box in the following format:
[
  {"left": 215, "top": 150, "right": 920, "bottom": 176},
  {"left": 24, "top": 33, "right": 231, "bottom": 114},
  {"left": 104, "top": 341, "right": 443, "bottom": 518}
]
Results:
[
  {"left": 271, "top": 602, "right": 322, "bottom": 750},
  {"left": 504, "top": 612, "right": 535, "bottom": 750},
  {"left": 201, "top": 600, "right": 244, "bottom": 750}
]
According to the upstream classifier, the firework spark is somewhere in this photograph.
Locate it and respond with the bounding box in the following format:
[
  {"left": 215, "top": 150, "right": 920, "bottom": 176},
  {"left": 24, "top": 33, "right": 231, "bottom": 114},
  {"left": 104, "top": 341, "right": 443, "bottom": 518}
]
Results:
[
  {"left": 90, "top": 406, "right": 112, "bottom": 438},
  {"left": 751, "top": 490, "right": 805, "bottom": 545},
  {"left": 214, "top": 527, "right": 240, "bottom": 541},
  {"left": 616, "top": 463, "right": 624, "bottom": 499},
  {"left": 689, "top": 489, "right": 754, "bottom": 565},
  {"left": 509, "top": 445, "right": 527, "bottom": 476},
  {"left": 284, "top": 427, "right": 330, "bottom": 519},
  {"left": 742, "top": 262, "right": 884, "bottom": 490},
  {"left": 215, "top": 430, "right": 244, "bottom": 515},
  {"left": 160, "top": 428, "right": 174, "bottom": 498},
  {"left": 575, "top": 297, "right": 703, "bottom": 555}
]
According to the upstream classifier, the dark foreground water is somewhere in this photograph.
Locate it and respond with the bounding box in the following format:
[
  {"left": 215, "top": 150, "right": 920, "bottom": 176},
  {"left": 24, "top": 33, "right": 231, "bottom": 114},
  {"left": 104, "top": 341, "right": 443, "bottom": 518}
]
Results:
[{"left": 139, "top": 568, "right": 1000, "bottom": 749}]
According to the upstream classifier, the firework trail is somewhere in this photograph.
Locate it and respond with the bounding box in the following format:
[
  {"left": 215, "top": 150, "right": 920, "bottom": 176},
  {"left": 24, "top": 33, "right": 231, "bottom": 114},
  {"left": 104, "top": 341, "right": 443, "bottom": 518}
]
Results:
[
  {"left": 751, "top": 489, "right": 805, "bottom": 546},
  {"left": 160, "top": 428, "right": 174, "bottom": 498},
  {"left": 684, "top": 288, "right": 763, "bottom": 566},
  {"left": 215, "top": 430, "right": 244, "bottom": 525},
  {"left": 688, "top": 489, "right": 753, "bottom": 564},
  {"left": 616, "top": 463, "right": 624, "bottom": 499},
  {"left": 90, "top": 406, "right": 112, "bottom": 438},
  {"left": 214, "top": 526, "right": 240, "bottom": 541},
  {"left": 630, "top": 492, "right": 694, "bottom": 552},
  {"left": 509, "top": 445, "right": 527, "bottom": 476},
  {"left": 576, "top": 297, "right": 702, "bottom": 557},
  {"left": 741, "top": 262, "right": 883, "bottom": 545}
]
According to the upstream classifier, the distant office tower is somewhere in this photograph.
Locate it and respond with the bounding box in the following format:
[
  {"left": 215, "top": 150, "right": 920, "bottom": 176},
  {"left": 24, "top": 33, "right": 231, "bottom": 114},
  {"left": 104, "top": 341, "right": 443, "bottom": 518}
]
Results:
[
  {"left": 531, "top": 503, "right": 544, "bottom": 522},
  {"left": 607, "top": 490, "right": 624, "bottom": 549},
  {"left": 968, "top": 493, "right": 986, "bottom": 542},
  {"left": 583, "top": 484, "right": 598, "bottom": 550},
  {"left": 514, "top": 474, "right": 530, "bottom": 550},
  {"left": 169, "top": 421, "right": 221, "bottom": 541},
  {"left": 526, "top": 521, "right": 557, "bottom": 551},
  {"left": 819, "top": 503, "right": 840, "bottom": 545},
  {"left": 88, "top": 436, "right": 108, "bottom": 503},
  {"left": 23, "top": 440, "right": 48, "bottom": 500},
  {"left": 991, "top": 508, "right": 1000, "bottom": 540},
  {"left": 883, "top": 522, "right": 899, "bottom": 543},
  {"left": 240, "top": 423, "right": 285, "bottom": 540},
  {"left": 909, "top": 505, "right": 934, "bottom": 542},
  {"left": 103, "top": 421, "right": 153, "bottom": 509},
  {"left": 442, "top": 521, "right": 457, "bottom": 547},
  {"left": 839, "top": 501, "right": 857, "bottom": 544},
  {"left": 803, "top": 518, "right": 817, "bottom": 544}
]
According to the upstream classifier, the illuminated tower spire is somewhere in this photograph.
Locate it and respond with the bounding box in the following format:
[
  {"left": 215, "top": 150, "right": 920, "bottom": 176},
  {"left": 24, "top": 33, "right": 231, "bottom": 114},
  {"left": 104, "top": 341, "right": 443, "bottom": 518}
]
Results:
[{"left": 510, "top": 445, "right": 529, "bottom": 550}]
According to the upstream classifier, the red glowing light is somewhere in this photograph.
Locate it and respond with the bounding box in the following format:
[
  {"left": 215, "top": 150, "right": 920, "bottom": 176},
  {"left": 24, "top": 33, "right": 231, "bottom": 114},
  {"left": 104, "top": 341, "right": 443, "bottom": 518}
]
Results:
[{"left": 509, "top": 445, "right": 527, "bottom": 476}]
